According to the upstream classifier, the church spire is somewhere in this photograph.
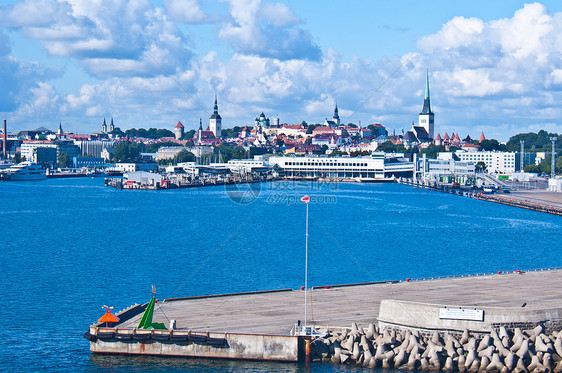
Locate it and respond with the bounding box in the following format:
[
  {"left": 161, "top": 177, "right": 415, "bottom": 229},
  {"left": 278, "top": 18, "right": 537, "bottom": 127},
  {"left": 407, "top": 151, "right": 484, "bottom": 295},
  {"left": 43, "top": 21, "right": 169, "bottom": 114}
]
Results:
[
  {"left": 199, "top": 117, "right": 203, "bottom": 130},
  {"left": 421, "top": 70, "right": 432, "bottom": 114}
]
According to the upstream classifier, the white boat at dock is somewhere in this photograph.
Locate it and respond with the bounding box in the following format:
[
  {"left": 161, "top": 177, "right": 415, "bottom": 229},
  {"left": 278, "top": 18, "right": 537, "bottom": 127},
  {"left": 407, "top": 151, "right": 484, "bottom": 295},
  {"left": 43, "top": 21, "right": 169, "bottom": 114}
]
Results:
[{"left": 0, "top": 162, "right": 47, "bottom": 181}]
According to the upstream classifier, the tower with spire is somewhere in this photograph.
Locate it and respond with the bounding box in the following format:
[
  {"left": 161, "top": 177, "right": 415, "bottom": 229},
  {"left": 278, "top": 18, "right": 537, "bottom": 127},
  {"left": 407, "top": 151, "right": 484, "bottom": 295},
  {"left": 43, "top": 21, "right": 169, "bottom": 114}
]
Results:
[
  {"left": 209, "top": 95, "right": 222, "bottom": 138},
  {"left": 102, "top": 118, "right": 107, "bottom": 133},
  {"left": 418, "top": 70, "right": 434, "bottom": 139},
  {"left": 333, "top": 103, "right": 340, "bottom": 126},
  {"left": 197, "top": 118, "right": 203, "bottom": 144},
  {"left": 109, "top": 118, "right": 115, "bottom": 132}
]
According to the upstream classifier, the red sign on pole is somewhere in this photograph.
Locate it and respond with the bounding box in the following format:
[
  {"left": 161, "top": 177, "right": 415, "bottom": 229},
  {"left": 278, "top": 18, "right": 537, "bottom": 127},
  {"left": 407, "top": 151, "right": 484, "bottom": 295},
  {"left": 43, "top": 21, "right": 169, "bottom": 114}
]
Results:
[{"left": 301, "top": 195, "right": 310, "bottom": 204}]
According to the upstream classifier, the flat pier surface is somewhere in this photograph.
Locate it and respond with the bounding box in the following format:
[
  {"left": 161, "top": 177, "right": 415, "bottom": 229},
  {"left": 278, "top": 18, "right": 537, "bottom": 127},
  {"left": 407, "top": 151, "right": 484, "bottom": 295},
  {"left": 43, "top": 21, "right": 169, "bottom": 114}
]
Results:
[
  {"left": 509, "top": 190, "right": 562, "bottom": 208},
  {"left": 118, "top": 269, "right": 562, "bottom": 335}
]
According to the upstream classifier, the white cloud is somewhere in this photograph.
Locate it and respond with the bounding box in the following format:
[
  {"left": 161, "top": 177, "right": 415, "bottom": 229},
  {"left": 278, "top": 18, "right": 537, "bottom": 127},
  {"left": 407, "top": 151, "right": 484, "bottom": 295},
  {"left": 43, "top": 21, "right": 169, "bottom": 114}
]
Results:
[
  {"left": 418, "top": 16, "right": 484, "bottom": 52},
  {"left": 1, "top": 0, "right": 194, "bottom": 78},
  {"left": 163, "top": 0, "right": 208, "bottom": 23},
  {"left": 15, "top": 82, "right": 59, "bottom": 119},
  {"left": 219, "top": 0, "right": 321, "bottom": 60}
]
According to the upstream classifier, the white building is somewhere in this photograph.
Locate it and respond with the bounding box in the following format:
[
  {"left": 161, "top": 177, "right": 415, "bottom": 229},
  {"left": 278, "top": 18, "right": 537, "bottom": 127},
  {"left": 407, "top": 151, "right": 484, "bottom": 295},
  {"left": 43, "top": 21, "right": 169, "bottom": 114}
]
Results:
[
  {"left": 20, "top": 143, "right": 56, "bottom": 162},
  {"left": 548, "top": 178, "right": 562, "bottom": 192},
  {"left": 417, "top": 153, "right": 475, "bottom": 182},
  {"left": 115, "top": 162, "right": 158, "bottom": 172},
  {"left": 454, "top": 150, "right": 518, "bottom": 174},
  {"left": 268, "top": 153, "right": 413, "bottom": 180}
]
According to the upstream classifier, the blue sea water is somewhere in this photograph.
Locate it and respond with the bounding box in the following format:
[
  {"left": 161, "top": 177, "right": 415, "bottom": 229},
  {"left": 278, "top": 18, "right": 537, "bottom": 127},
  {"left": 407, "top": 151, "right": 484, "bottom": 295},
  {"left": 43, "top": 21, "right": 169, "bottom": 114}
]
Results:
[{"left": 0, "top": 178, "right": 560, "bottom": 372}]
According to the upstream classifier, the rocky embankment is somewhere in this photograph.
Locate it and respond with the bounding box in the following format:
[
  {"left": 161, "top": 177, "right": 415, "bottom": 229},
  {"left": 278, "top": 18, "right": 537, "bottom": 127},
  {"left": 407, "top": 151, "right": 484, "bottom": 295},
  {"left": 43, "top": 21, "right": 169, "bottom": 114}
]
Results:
[{"left": 312, "top": 324, "right": 562, "bottom": 372}]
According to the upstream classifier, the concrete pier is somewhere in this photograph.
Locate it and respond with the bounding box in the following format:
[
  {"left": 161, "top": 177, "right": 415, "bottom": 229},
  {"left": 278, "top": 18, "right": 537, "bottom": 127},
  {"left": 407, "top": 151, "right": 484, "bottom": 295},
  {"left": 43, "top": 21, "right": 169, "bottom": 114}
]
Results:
[{"left": 87, "top": 269, "right": 562, "bottom": 362}]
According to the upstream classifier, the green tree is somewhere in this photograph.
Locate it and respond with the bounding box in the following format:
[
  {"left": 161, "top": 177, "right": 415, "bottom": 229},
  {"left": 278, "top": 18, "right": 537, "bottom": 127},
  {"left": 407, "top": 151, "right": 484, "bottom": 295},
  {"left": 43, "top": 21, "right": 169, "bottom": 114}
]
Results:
[
  {"left": 475, "top": 161, "right": 487, "bottom": 173},
  {"left": 212, "top": 143, "right": 246, "bottom": 162},
  {"left": 183, "top": 129, "right": 196, "bottom": 140},
  {"left": 505, "top": 130, "right": 560, "bottom": 152},
  {"left": 109, "top": 127, "right": 124, "bottom": 136},
  {"left": 306, "top": 124, "right": 318, "bottom": 134},
  {"left": 538, "top": 159, "right": 551, "bottom": 174},
  {"left": 113, "top": 142, "right": 146, "bottom": 162},
  {"left": 419, "top": 144, "right": 446, "bottom": 159},
  {"left": 524, "top": 164, "right": 540, "bottom": 173},
  {"left": 222, "top": 126, "right": 244, "bottom": 138},
  {"left": 376, "top": 141, "right": 406, "bottom": 153},
  {"left": 479, "top": 139, "right": 505, "bottom": 151},
  {"left": 174, "top": 150, "right": 195, "bottom": 163},
  {"left": 57, "top": 152, "right": 70, "bottom": 167}
]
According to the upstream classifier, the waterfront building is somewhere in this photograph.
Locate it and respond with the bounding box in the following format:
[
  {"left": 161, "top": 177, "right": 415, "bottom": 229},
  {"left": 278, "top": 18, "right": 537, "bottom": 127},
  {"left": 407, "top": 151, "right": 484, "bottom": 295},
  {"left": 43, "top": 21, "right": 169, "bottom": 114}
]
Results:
[
  {"left": 209, "top": 95, "right": 222, "bottom": 138},
  {"left": 73, "top": 140, "right": 116, "bottom": 158},
  {"left": 100, "top": 147, "right": 113, "bottom": 161},
  {"left": 21, "top": 142, "right": 58, "bottom": 166},
  {"left": 268, "top": 153, "right": 414, "bottom": 180},
  {"left": 174, "top": 121, "right": 184, "bottom": 140},
  {"left": 454, "top": 150, "right": 518, "bottom": 174},
  {"left": 115, "top": 161, "right": 158, "bottom": 173},
  {"left": 416, "top": 153, "right": 475, "bottom": 183},
  {"left": 418, "top": 70, "right": 434, "bottom": 139},
  {"left": 72, "top": 157, "right": 104, "bottom": 168}
]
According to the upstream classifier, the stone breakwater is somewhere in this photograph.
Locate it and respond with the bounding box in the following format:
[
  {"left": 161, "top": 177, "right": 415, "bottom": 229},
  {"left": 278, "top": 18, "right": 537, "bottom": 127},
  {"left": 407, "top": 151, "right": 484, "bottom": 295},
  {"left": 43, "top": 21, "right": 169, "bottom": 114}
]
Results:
[{"left": 312, "top": 323, "right": 562, "bottom": 372}]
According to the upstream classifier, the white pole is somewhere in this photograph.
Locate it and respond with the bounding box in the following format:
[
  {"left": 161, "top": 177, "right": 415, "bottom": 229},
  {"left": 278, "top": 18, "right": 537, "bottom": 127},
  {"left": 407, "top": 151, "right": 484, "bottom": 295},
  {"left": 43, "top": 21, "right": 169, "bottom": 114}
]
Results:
[{"left": 304, "top": 201, "right": 309, "bottom": 330}]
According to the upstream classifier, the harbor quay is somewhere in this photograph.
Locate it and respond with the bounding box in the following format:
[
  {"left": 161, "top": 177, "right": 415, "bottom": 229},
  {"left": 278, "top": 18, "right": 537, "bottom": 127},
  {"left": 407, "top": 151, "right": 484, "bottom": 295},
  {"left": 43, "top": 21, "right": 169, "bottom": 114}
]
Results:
[{"left": 86, "top": 269, "right": 562, "bottom": 368}]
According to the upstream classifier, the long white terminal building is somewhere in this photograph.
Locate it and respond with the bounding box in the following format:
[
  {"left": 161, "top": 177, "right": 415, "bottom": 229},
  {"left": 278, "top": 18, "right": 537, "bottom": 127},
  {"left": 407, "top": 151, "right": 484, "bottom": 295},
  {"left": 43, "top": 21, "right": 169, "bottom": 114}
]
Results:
[{"left": 268, "top": 153, "right": 414, "bottom": 181}]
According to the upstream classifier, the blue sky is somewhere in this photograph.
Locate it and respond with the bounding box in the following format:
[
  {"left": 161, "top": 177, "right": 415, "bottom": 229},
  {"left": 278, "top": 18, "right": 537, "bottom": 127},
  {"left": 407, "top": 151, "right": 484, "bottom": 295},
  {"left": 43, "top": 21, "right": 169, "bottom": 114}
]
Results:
[{"left": 2, "top": 1, "right": 562, "bottom": 141}]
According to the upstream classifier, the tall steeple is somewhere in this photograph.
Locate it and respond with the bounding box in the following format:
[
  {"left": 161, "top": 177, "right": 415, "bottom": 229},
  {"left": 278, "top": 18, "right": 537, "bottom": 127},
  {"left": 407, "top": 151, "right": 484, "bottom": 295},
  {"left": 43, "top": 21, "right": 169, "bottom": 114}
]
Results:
[
  {"left": 333, "top": 102, "right": 340, "bottom": 126},
  {"left": 102, "top": 118, "right": 107, "bottom": 133},
  {"left": 421, "top": 70, "right": 432, "bottom": 115},
  {"left": 418, "top": 70, "right": 435, "bottom": 139},
  {"left": 209, "top": 94, "right": 222, "bottom": 137}
]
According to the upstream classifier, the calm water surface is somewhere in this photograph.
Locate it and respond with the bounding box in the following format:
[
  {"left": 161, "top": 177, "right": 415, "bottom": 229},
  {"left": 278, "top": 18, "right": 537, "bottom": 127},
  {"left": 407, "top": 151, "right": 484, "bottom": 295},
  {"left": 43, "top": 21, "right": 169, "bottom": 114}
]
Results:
[{"left": 0, "top": 178, "right": 559, "bottom": 371}]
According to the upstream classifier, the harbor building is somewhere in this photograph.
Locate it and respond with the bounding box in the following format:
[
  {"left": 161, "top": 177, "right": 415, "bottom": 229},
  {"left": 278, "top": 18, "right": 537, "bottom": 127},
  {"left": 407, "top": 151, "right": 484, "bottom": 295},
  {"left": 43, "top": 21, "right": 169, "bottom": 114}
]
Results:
[
  {"left": 268, "top": 153, "right": 414, "bottom": 180},
  {"left": 74, "top": 140, "right": 116, "bottom": 158},
  {"left": 454, "top": 150, "right": 518, "bottom": 174},
  {"left": 416, "top": 153, "right": 476, "bottom": 183},
  {"left": 209, "top": 95, "right": 222, "bottom": 138}
]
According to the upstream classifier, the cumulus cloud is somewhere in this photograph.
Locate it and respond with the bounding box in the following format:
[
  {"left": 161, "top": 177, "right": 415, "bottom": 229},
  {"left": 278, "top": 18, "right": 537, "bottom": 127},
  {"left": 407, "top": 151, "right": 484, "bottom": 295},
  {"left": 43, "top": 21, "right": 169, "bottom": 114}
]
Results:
[
  {"left": 163, "top": 0, "right": 209, "bottom": 23},
  {"left": 1, "top": 0, "right": 194, "bottom": 77},
  {"left": 218, "top": 0, "right": 321, "bottom": 60}
]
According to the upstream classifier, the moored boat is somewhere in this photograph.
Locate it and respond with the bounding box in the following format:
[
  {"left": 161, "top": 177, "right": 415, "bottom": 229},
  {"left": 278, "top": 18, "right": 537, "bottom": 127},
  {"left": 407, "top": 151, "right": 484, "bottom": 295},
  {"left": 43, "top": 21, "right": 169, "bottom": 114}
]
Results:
[{"left": 0, "top": 162, "right": 47, "bottom": 181}]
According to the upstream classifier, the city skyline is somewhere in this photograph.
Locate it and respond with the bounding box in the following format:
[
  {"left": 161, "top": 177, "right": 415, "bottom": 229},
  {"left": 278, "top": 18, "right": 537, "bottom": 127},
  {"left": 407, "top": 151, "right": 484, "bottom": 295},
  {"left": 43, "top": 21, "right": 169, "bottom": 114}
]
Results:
[{"left": 2, "top": 1, "right": 562, "bottom": 141}]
